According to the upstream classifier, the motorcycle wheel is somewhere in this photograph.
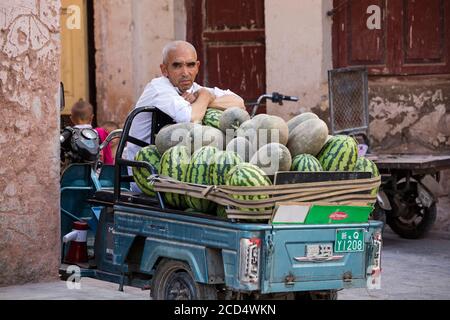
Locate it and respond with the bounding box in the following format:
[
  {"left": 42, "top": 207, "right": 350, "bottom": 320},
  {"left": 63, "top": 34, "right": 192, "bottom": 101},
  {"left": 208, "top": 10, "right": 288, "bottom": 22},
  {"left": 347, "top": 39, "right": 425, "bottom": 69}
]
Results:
[{"left": 387, "top": 181, "right": 437, "bottom": 239}]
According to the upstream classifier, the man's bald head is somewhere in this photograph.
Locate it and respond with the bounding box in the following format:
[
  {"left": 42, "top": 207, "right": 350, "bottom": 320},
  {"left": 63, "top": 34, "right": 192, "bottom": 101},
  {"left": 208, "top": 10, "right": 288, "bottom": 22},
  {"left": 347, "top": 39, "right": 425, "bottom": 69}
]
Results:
[
  {"left": 162, "top": 41, "right": 197, "bottom": 64},
  {"left": 160, "top": 41, "right": 200, "bottom": 93}
]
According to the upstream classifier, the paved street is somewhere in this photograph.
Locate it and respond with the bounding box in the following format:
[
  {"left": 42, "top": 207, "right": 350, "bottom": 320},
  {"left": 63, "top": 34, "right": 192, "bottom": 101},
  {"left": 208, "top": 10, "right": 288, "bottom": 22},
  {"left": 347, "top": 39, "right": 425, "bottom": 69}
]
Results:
[
  {"left": 0, "top": 227, "right": 449, "bottom": 300},
  {"left": 339, "top": 227, "right": 450, "bottom": 300}
]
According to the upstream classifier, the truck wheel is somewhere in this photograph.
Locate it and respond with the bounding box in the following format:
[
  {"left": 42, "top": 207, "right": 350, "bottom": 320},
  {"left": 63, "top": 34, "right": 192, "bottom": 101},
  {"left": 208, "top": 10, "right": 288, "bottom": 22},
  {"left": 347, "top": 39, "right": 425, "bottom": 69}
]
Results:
[
  {"left": 387, "top": 181, "right": 437, "bottom": 239},
  {"left": 388, "top": 203, "right": 436, "bottom": 239},
  {"left": 295, "top": 290, "right": 338, "bottom": 300},
  {"left": 150, "top": 259, "right": 217, "bottom": 300}
]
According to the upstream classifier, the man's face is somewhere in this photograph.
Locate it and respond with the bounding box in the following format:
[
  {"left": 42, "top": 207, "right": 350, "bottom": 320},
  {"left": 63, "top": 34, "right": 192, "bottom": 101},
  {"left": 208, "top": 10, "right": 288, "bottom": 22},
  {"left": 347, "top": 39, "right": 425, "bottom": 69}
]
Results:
[{"left": 160, "top": 46, "right": 200, "bottom": 93}]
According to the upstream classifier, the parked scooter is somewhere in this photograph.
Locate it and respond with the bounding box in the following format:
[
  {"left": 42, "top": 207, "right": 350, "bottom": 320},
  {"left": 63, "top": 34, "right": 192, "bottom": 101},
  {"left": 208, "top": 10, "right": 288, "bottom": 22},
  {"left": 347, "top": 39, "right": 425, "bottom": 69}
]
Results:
[{"left": 58, "top": 85, "right": 124, "bottom": 261}]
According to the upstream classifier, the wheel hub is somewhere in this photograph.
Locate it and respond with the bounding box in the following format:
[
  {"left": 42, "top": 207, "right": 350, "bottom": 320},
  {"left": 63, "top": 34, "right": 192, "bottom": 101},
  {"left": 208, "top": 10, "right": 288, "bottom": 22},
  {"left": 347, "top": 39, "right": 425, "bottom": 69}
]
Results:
[{"left": 166, "top": 273, "right": 195, "bottom": 300}]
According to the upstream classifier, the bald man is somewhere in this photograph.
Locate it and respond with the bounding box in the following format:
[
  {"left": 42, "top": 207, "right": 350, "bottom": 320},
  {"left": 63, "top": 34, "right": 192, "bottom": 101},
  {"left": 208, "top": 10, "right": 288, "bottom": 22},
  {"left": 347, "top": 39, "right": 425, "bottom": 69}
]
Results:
[{"left": 127, "top": 40, "right": 244, "bottom": 165}]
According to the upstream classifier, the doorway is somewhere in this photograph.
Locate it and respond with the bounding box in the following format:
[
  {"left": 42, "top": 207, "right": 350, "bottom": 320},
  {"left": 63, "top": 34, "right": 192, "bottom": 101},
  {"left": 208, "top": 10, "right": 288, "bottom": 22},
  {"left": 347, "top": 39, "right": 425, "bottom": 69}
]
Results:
[
  {"left": 60, "top": 0, "right": 96, "bottom": 128},
  {"left": 186, "top": 0, "right": 266, "bottom": 113}
]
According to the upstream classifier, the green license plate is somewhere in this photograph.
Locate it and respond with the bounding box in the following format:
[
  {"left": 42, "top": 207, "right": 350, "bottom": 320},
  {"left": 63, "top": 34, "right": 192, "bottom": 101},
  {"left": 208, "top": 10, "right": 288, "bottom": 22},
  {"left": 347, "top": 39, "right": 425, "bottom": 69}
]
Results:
[{"left": 335, "top": 229, "right": 365, "bottom": 253}]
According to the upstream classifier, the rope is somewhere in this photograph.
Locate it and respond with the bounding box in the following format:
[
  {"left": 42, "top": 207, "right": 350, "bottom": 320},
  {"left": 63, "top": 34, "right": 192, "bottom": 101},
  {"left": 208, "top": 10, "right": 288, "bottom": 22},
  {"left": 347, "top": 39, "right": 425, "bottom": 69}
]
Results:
[{"left": 151, "top": 175, "right": 380, "bottom": 220}]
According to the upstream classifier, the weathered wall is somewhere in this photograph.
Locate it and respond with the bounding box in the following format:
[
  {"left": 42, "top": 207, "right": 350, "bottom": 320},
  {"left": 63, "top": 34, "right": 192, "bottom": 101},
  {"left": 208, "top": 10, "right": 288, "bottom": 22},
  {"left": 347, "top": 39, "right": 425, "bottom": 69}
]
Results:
[
  {"left": 265, "top": 0, "right": 333, "bottom": 120},
  {"left": 368, "top": 76, "right": 450, "bottom": 154},
  {"left": 0, "top": 1, "right": 61, "bottom": 286},
  {"left": 94, "top": 0, "right": 184, "bottom": 127},
  {"left": 368, "top": 75, "right": 450, "bottom": 198}
]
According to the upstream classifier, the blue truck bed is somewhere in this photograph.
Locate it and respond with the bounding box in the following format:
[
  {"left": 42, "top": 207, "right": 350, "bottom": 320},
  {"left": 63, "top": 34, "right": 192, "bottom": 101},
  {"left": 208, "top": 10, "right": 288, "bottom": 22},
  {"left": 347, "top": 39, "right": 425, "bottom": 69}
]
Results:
[{"left": 106, "top": 202, "right": 383, "bottom": 295}]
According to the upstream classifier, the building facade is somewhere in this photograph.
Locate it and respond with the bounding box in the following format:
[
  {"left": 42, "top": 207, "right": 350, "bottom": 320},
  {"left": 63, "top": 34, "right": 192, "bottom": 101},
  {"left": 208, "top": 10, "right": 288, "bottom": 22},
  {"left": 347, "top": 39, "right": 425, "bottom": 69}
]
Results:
[{"left": 1, "top": 0, "right": 449, "bottom": 285}]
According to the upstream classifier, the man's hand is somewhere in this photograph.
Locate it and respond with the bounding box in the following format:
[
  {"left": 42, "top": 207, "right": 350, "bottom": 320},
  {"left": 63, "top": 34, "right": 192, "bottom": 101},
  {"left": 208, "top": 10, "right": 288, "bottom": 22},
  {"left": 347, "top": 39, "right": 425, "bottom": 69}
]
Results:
[
  {"left": 182, "top": 91, "right": 198, "bottom": 104},
  {"left": 190, "top": 88, "right": 216, "bottom": 122}
]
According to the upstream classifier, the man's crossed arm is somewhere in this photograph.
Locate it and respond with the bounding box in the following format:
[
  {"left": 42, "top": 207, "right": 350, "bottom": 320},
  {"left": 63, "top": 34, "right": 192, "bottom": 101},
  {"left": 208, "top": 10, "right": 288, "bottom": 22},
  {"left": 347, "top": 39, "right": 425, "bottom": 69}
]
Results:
[{"left": 186, "top": 89, "right": 245, "bottom": 123}]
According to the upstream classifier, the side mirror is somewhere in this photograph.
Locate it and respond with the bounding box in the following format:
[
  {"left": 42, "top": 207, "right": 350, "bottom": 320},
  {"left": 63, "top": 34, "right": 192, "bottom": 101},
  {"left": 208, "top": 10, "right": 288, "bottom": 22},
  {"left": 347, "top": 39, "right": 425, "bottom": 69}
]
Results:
[{"left": 59, "top": 82, "right": 65, "bottom": 111}]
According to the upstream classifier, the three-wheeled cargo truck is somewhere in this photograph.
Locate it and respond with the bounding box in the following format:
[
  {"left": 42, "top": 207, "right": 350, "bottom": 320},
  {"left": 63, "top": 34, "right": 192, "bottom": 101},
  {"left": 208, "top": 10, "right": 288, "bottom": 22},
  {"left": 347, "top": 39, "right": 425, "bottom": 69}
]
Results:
[{"left": 60, "top": 99, "right": 383, "bottom": 300}]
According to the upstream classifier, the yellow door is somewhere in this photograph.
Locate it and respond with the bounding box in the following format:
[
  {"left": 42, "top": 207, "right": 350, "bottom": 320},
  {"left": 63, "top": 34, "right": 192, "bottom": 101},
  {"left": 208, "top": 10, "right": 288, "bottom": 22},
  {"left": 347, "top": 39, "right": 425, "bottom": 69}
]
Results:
[{"left": 60, "top": 0, "right": 89, "bottom": 115}]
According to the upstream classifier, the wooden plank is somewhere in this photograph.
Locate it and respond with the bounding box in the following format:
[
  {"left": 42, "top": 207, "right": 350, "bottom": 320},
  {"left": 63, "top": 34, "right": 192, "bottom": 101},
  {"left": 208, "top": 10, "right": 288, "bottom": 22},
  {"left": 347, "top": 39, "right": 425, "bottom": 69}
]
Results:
[
  {"left": 203, "top": 30, "right": 265, "bottom": 42},
  {"left": 366, "top": 154, "right": 450, "bottom": 170}
]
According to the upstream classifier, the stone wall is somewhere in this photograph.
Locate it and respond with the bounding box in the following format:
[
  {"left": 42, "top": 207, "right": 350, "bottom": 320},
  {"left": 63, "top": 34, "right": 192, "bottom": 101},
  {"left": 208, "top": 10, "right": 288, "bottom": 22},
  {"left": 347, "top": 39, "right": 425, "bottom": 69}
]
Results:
[{"left": 0, "top": 1, "right": 61, "bottom": 286}]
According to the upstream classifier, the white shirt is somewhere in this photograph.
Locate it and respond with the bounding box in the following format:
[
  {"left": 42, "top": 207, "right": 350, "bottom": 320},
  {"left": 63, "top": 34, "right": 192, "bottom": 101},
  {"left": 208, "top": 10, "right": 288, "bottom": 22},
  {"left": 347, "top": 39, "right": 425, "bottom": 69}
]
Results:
[{"left": 126, "top": 76, "right": 236, "bottom": 162}]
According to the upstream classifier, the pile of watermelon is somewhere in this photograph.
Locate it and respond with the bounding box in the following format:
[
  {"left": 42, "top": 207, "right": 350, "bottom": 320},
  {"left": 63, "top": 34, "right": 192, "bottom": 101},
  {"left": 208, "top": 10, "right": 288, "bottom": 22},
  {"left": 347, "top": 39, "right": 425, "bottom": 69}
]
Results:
[{"left": 132, "top": 107, "right": 379, "bottom": 218}]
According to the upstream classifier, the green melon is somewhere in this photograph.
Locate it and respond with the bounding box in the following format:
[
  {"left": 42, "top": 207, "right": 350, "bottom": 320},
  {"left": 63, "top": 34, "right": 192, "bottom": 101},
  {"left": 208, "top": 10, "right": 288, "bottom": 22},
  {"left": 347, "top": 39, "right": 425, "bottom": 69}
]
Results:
[
  {"left": 291, "top": 154, "right": 323, "bottom": 172},
  {"left": 250, "top": 143, "right": 292, "bottom": 175},
  {"left": 316, "top": 135, "right": 358, "bottom": 171},
  {"left": 251, "top": 114, "right": 271, "bottom": 128},
  {"left": 155, "top": 122, "right": 195, "bottom": 154},
  {"left": 209, "top": 150, "right": 243, "bottom": 186},
  {"left": 287, "top": 112, "right": 319, "bottom": 135},
  {"left": 219, "top": 107, "right": 251, "bottom": 133},
  {"left": 256, "top": 115, "right": 289, "bottom": 147},
  {"left": 184, "top": 146, "right": 219, "bottom": 213},
  {"left": 287, "top": 118, "right": 329, "bottom": 157},
  {"left": 132, "top": 145, "right": 161, "bottom": 196},
  {"left": 185, "top": 124, "right": 225, "bottom": 154},
  {"left": 225, "top": 137, "right": 255, "bottom": 162},
  {"left": 225, "top": 163, "right": 272, "bottom": 212},
  {"left": 236, "top": 119, "right": 258, "bottom": 146},
  {"left": 203, "top": 108, "right": 223, "bottom": 129},
  {"left": 159, "top": 145, "right": 191, "bottom": 209}
]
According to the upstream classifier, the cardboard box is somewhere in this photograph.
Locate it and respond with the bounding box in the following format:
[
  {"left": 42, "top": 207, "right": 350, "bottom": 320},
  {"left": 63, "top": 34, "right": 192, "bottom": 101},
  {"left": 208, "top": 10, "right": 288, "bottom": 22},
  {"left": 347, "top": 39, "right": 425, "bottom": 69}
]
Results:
[
  {"left": 271, "top": 202, "right": 373, "bottom": 225},
  {"left": 305, "top": 203, "right": 373, "bottom": 224}
]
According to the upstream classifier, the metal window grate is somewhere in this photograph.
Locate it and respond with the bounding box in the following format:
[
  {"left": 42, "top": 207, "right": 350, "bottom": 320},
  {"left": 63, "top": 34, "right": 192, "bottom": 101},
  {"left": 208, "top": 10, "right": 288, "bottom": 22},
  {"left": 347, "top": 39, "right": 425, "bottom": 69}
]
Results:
[{"left": 328, "top": 66, "right": 369, "bottom": 136}]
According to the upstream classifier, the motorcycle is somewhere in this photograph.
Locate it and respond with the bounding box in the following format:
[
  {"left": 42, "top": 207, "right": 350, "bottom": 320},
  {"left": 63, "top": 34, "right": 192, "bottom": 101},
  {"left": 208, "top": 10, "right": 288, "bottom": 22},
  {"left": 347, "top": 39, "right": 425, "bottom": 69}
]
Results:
[{"left": 59, "top": 90, "right": 124, "bottom": 259}]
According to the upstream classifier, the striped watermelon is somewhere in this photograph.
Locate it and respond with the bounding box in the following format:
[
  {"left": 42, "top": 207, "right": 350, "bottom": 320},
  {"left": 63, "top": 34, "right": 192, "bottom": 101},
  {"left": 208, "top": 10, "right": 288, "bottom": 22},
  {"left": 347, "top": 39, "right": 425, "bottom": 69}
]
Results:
[
  {"left": 203, "top": 108, "right": 223, "bottom": 129},
  {"left": 209, "top": 151, "right": 243, "bottom": 186},
  {"left": 160, "top": 145, "right": 191, "bottom": 209},
  {"left": 184, "top": 146, "right": 219, "bottom": 213},
  {"left": 216, "top": 205, "right": 227, "bottom": 218},
  {"left": 316, "top": 135, "right": 358, "bottom": 171},
  {"left": 291, "top": 154, "right": 323, "bottom": 172},
  {"left": 225, "top": 163, "right": 272, "bottom": 212},
  {"left": 132, "top": 145, "right": 161, "bottom": 196},
  {"left": 354, "top": 156, "right": 380, "bottom": 195}
]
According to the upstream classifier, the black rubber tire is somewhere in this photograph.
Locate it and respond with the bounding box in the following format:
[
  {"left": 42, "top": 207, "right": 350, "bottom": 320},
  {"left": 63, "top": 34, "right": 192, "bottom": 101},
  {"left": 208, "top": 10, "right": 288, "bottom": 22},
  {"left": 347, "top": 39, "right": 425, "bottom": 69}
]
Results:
[
  {"left": 150, "top": 259, "right": 217, "bottom": 300},
  {"left": 295, "top": 290, "right": 338, "bottom": 300},
  {"left": 387, "top": 181, "right": 437, "bottom": 239},
  {"left": 388, "top": 203, "right": 436, "bottom": 239}
]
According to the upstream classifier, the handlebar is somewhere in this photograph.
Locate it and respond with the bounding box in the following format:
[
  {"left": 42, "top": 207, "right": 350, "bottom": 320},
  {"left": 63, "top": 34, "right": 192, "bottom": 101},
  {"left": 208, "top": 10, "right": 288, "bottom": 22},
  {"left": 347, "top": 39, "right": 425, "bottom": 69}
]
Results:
[
  {"left": 251, "top": 92, "right": 299, "bottom": 117},
  {"left": 60, "top": 127, "right": 73, "bottom": 144},
  {"left": 99, "top": 129, "right": 123, "bottom": 151}
]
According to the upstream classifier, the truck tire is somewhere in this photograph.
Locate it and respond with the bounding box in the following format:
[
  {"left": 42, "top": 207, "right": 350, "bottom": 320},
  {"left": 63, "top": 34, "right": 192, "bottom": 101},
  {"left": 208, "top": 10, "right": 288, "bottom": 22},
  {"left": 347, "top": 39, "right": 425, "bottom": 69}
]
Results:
[
  {"left": 388, "top": 203, "right": 436, "bottom": 239},
  {"left": 150, "top": 259, "right": 217, "bottom": 300},
  {"left": 295, "top": 290, "right": 338, "bottom": 300},
  {"left": 387, "top": 181, "right": 437, "bottom": 239}
]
